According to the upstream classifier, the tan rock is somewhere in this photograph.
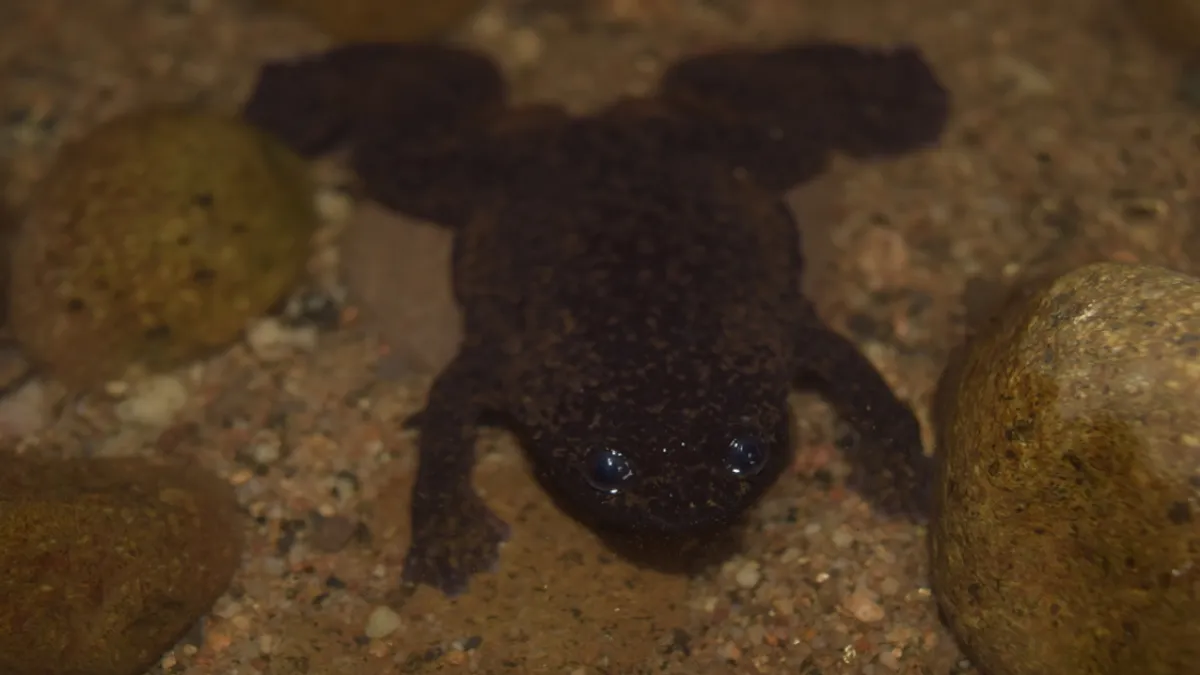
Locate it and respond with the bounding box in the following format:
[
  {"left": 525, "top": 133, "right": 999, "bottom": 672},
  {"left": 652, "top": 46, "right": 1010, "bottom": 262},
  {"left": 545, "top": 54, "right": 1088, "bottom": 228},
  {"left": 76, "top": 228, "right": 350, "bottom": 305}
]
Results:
[
  {"left": 0, "top": 456, "right": 243, "bottom": 675},
  {"left": 932, "top": 261, "right": 1200, "bottom": 675}
]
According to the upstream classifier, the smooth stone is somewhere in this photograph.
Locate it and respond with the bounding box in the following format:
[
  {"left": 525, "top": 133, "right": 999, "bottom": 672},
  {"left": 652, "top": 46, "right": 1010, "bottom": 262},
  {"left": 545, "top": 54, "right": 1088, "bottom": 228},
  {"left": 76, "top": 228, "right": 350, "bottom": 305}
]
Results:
[
  {"left": 932, "top": 261, "right": 1200, "bottom": 675},
  {"left": 0, "top": 456, "right": 242, "bottom": 675}
]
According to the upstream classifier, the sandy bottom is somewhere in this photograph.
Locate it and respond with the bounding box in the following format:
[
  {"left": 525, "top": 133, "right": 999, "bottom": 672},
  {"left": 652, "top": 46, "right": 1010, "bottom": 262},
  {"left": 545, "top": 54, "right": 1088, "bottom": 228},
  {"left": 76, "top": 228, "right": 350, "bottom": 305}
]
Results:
[{"left": 0, "top": 0, "right": 1196, "bottom": 673}]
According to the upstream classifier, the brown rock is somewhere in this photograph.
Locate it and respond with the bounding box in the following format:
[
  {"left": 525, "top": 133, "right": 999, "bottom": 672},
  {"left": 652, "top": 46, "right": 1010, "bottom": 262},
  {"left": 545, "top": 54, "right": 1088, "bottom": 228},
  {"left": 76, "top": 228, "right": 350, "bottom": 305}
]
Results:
[
  {"left": 0, "top": 456, "right": 243, "bottom": 675},
  {"left": 931, "top": 261, "right": 1200, "bottom": 675}
]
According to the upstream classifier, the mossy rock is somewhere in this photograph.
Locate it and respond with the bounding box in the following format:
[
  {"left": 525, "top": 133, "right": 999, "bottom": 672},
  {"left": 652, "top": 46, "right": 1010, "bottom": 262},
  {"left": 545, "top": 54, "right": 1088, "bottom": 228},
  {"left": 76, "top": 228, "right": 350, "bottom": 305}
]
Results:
[
  {"left": 932, "top": 261, "right": 1200, "bottom": 675},
  {"left": 0, "top": 455, "right": 242, "bottom": 675},
  {"left": 267, "top": 0, "right": 481, "bottom": 43},
  {"left": 9, "top": 108, "right": 317, "bottom": 389}
]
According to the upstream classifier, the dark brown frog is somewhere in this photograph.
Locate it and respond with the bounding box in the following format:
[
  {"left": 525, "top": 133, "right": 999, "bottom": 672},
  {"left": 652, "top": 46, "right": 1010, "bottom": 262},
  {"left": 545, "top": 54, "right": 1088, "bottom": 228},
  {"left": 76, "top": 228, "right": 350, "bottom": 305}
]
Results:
[{"left": 243, "top": 41, "right": 950, "bottom": 595}]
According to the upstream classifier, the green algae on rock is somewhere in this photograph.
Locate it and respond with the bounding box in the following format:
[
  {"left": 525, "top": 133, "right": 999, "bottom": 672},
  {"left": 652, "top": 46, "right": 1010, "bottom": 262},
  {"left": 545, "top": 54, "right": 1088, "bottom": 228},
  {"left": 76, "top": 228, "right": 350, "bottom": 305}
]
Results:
[
  {"left": 9, "top": 108, "right": 318, "bottom": 390},
  {"left": 0, "top": 455, "right": 243, "bottom": 675},
  {"left": 931, "top": 261, "right": 1200, "bottom": 675},
  {"left": 266, "top": 0, "right": 481, "bottom": 43}
]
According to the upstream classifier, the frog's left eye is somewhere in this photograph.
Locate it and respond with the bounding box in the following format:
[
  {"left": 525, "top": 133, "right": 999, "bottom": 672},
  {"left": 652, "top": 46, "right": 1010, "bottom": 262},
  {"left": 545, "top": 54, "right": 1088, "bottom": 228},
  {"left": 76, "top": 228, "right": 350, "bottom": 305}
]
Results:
[
  {"left": 725, "top": 435, "right": 768, "bottom": 477},
  {"left": 583, "top": 447, "right": 635, "bottom": 494}
]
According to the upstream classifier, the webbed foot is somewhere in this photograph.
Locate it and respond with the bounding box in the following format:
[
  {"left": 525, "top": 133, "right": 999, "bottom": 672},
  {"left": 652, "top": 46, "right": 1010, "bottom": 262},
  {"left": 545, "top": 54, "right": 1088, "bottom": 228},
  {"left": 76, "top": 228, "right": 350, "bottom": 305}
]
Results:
[
  {"left": 843, "top": 405, "right": 932, "bottom": 522},
  {"left": 402, "top": 492, "right": 510, "bottom": 596}
]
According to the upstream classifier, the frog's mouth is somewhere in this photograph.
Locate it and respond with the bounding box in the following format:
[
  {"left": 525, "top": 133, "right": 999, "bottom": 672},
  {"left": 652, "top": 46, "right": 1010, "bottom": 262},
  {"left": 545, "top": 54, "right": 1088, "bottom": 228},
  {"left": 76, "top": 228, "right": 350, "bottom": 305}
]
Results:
[{"left": 583, "top": 479, "right": 762, "bottom": 535}]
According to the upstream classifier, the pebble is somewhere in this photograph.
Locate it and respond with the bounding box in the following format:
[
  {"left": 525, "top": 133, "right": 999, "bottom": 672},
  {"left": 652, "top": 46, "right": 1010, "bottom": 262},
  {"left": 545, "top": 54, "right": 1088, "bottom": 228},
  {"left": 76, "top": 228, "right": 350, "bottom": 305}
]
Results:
[
  {"left": 364, "top": 606, "right": 403, "bottom": 639},
  {"left": 114, "top": 374, "right": 189, "bottom": 427},
  {"left": 844, "top": 590, "right": 886, "bottom": 623},
  {"left": 734, "top": 561, "right": 762, "bottom": 589},
  {"left": 878, "top": 648, "right": 902, "bottom": 670},
  {"left": 831, "top": 527, "right": 855, "bottom": 548},
  {"left": 879, "top": 577, "right": 902, "bottom": 596},
  {"left": 0, "top": 456, "right": 241, "bottom": 675},
  {"left": 310, "top": 514, "right": 358, "bottom": 553},
  {"left": 249, "top": 429, "right": 283, "bottom": 464},
  {"left": 314, "top": 187, "right": 353, "bottom": 224},
  {"left": 246, "top": 316, "right": 319, "bottom": 362}
]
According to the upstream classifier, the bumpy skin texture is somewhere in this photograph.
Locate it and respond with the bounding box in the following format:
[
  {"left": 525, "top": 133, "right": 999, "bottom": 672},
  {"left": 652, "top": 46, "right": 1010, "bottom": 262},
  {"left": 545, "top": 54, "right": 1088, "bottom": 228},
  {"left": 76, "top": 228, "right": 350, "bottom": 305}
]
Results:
[{"left": 243, "top": 42, "right": 950, "bottom": 595}]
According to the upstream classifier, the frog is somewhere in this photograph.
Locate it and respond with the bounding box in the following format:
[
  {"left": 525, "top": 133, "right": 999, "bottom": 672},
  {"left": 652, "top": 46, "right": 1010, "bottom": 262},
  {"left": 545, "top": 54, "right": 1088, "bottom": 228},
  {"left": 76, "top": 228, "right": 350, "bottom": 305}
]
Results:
[{"left": 242, "top": 40, "right": 951, "bottom": 596}]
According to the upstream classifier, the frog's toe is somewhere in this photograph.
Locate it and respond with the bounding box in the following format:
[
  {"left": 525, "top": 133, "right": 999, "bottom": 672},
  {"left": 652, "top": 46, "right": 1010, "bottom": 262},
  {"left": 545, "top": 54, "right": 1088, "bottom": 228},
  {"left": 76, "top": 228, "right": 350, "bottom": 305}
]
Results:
[{"left": 402, "top": 497, "right": 510, "bottom": 596}]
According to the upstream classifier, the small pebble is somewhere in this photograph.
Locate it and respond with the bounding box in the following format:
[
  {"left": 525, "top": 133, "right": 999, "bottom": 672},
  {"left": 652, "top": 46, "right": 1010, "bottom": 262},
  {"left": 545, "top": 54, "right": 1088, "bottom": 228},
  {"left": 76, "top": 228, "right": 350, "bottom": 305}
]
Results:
[
  {"left": 734, "top": 561, "right": 762, "bottom": 589},
  {"left": 314, "top": 187, "right": 353, "bottom": 223},
  {"left": 879, "top": 647, "right": 902, "bottom": 670},
  {"left": 246, "top": 317, "right": 319, "bottom": 362},
  {"left": 880, "top": 577, "right": 902, "bottom": 596},
  {"left": 844, "top": 590, "right": 886, "bottom": 623},
  {"left": 364, "top": 606, "right": 403, "bottom": 639},
  {"left": 510, "top": 28, "right": 543, "bottom": 66},
  {"left": 249, "top": 430, "right": 282, "bottom": 464},
  {"left": 114, "top": 374, "right": 189, "bottom": 427},
  {"left": 831, "top": 527, "right": 855, "bottom": 548},
  {"left": 310, "top": 514, "right": 358, "bottom": 553}
]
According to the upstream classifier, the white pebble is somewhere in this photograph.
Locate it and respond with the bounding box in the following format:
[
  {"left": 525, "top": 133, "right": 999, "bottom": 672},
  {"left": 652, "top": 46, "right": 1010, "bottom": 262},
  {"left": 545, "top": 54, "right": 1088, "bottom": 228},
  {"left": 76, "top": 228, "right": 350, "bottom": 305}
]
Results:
[
  {"left": 115, "top": 375, "right": 188, "bottom": 427},
  {"left": 246, "top": 317, "right": 319, "bottom": 362},
  {"left": 735, "top": 561, "right": 762, "bottom": 589},
  {"left": 364, "top": 606, "right": 403, "bottom": 639},
  {"left": 250, "top": 430, "right": 282, "bottom": 464}
]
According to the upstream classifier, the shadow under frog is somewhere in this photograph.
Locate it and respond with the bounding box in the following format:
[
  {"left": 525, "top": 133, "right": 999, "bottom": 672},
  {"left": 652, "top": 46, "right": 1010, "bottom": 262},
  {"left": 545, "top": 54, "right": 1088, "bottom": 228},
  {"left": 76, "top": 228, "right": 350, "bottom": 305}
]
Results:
[{"left": 242, "top": 41, "right": 951, "bottom": 595}]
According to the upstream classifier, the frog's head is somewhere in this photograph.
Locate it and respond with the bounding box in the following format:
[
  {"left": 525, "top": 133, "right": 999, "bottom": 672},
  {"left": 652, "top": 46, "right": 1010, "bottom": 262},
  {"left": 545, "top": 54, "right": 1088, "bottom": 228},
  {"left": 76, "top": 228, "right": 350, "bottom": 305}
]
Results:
[{"left": 521, "top": 357, "right": 794, "bottom": 534}]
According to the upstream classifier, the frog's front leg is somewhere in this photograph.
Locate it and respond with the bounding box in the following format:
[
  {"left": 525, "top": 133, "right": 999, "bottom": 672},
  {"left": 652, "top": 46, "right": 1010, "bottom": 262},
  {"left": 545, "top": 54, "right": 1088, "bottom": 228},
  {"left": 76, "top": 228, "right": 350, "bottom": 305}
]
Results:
[
  {"left": 401, "top": 346, "right": 510, "bottom": 596},
  {"left": 791, "top": 306, "right": 931, "bottom": 520}
]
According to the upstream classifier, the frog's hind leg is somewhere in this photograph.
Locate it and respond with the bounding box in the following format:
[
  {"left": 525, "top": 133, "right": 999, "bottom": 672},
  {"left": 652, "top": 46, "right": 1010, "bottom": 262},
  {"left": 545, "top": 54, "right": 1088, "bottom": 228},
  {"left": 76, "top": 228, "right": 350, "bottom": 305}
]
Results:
[
  {"left": 240, "top": 42, "right": 512, "bottom": 230},
  {"left": 241, "top": 42, "right": 506, "bottom": 159},
  {"left": 791, "top": 311, "right": 932, "bottom": 521},
  {"left": 656, "top": 41, "right": 950, "bottom": 193}
]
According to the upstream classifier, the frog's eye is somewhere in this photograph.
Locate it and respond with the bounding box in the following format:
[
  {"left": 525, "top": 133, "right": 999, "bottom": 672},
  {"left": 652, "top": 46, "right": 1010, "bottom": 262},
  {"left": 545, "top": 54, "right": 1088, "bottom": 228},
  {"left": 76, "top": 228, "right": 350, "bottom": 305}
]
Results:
[
  {"left": 725, "top": 434, "right": 769, "bottom": 477},
  {"left": 583, "top": 447, "right": 634, "bottom": 494}
]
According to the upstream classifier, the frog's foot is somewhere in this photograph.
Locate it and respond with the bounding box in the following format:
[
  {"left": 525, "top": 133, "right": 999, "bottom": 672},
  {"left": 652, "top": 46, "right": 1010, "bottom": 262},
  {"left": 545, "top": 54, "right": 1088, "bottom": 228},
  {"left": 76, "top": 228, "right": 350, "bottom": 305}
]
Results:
[
  {"left": 402, "top": 493, "right": 510, "bottom": 596},
  {"left": 844, "top": 410, "right": 933, "bottom": 523}
]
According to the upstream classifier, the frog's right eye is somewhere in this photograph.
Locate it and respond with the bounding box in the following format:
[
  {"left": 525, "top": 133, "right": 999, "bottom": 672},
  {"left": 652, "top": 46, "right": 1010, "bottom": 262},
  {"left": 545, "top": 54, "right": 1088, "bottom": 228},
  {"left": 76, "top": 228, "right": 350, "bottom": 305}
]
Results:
[
  {"left": 583, "top": 447, "right": 635, "bottom": 494},
  {"left": 725, "top": 434, "right": 769, "bottom": 478}
]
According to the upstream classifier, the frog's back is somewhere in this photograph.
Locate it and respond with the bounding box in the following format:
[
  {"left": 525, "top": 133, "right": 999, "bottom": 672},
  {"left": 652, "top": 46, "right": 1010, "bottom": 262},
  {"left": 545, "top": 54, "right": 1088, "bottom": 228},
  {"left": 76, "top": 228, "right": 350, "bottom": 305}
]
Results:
[{"left": 451, "top": 105, "right": 804, "bottom": 386}]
